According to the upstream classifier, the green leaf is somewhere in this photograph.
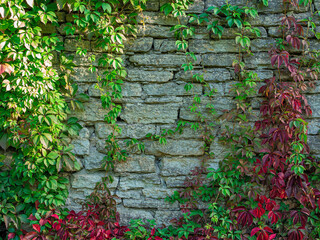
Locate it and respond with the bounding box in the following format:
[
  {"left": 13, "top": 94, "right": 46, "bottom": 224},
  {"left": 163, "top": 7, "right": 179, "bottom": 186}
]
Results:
[
  {"left": 47, "top": 151, "right": 59, "bottom": 160},
  {"left": 26, "top": 0, "right": 34, "bottom": 7},
  {"left": 102, "top": 3, "right": 112, "bottom": 13}
]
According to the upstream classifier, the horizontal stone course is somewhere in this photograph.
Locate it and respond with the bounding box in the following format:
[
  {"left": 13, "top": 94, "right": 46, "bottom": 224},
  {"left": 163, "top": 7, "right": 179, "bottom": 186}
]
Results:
[
  {"left": 126, "top": 68, "right": 174, "bottom": 83},
  {"left": 121, "top": 103, "right": 179, "bottom": 124},
  {"left": 129, "top": 54, "right": 201, "bottom": 67},
  {"left": 144, "top": 139, "right": 205, "bottom": 156},
  {"left": 143, "top": 83, "right": 203, "bottom": 96}
]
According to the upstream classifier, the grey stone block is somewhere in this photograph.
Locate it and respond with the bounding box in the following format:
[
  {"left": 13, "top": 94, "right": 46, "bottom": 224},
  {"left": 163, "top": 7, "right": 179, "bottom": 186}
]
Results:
[
  {"left": 130, "top": 54, "right": 201, "bottom": 67},
  {"left": 121, "top": 103, "right": 179, "bottom": 124},
  {"left": 143, "top": 83, "right": 202, "bottom": 96},
  {"left": 127, "top": 69, "right": 174, "bottom": 83},
  {"left": 72, "top": 139, "right": 90, "bottom": 156},
  {"left": 119, "top": 173, "right": 161, "bottom": 190},
  {"left": 83, "top": 147, "right": 105, "bottom": 170},
  {"left": 126, "top": 37, "right": 153, "bottom": 52},
  {"left": 189, "top": 39, "right": 238, "bottom": 53},
  {"left": 202, "top": 54, "right": 236, "bottom": 67},
  {"left": 114, "top": 155, "right": 156, "bottom": 173},
  {"left": 161, "top": 157, "right": 202, "bottom": 176},
  {"left": 64, "top": 38, "right": 91, "bottom": 52},
  {"left": 176, "top": 68, "right": 231, "bottom": 82},
  {"left": 154, "top": 39, "right": 183, "bottom": 52},
  {"left": 137, "top": 25, "right": 175, "bottom": 38},
  {"left": 144, "top": 139, "right": 204, "bottom": 156},
  {"left": 137, "top": 11, "right": 188, "bottom": 26},
  {"left": 71, "top": 170, "right": 118, "bottom": 189}
]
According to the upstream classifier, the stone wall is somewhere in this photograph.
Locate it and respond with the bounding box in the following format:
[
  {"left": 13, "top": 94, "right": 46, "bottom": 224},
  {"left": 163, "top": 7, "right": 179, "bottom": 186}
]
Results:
[{"left": 45, "top": 0, "right": 320, "bottom": 225}]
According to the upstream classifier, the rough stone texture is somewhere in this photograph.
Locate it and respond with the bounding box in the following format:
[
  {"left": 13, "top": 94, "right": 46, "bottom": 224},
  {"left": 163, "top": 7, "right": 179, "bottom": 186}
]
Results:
[
  {"left": 161, "top": 157, "right": 202, "bottom": 176},
  {"left": 144, "top": 139, "right": 204, "bottom": 156},
  {"left": 60, "top": 0, "right": 320, "bottom": 226},
  {"left": 143, "top": 83, "right": 202, "bottom": 96},
  {"left": 64, "top": 38, "right": 91, "bottom": 52},
  {"left": 137, "top": 11, "right": 188, "bottom": 26},
  {"left": 129, "top": 54, "right": 201, "bottom": 67},
  {"left": 202, "top": 54, "right": 236, "bottom": 67},
  {"left": 114, "top": 155, "right": 156, "bottom": 173},
  {"left": 126, "top": 37, "right": 154, "bottom": 52},
  {"left": 121, "top": 103, "right": 179, "bottom": 124},
  {"left": 126, "top": 69, "right": 174, "bottom": 83}
]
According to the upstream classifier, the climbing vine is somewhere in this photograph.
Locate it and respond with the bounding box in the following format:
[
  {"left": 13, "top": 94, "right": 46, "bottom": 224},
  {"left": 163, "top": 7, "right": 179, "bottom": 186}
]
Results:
[{"left": 0, "top": 1, "right": 84, "bottom": 237}]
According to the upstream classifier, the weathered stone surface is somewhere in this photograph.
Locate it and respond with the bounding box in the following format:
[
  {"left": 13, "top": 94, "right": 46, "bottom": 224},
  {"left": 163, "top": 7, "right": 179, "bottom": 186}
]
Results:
[
  {"left": 161, "top": 157, "right": 202, "bottom": 176},
  {"left": 244, "top": 52, "right": 270, "bottom": 67},
  {"left": 179, "top": 97, "right": 234, "bottom": 121},
  {"left": 210, "top": 138, "right": 228, "bottom": 162},
  {"left": 126, "top": 37, "right": 153, "bottom": 52},
  {"left": 308, "top": 135, "right": 320, "bottom": 154},
  {"left": 72, "top": 139, "right": 90, "bottom": 156},
  {"left": 137, "top": 11, "right": 188, "bottom": 26},
  {"left": 64, "top": 38, "right": 91, "bottom": 52},
  {"left": 145, "top": 0, "right": 159, "bottom": 11},
  {"left": 83, "top": 147, "right": 105, "bottom": 170},
  {"left": 154, "top": 39, "right": 183, "bottom": 52},
  {"left": 142, "top": 187, "right": 176, "bottom": 199},
  {"left": 156, "top": 124, "right": 204, "bottom": 139},
  {"left": 119, "top": 174, "right": 161, "bottom": 190},
  {"left": 308, "top": 119, "right": 320, "bottom": 135},
  {"left": 257, "top": 0, "right": 309, "bottom": 13},
  {"left": 130, "top": 54, "right": 201, "bottom": 67},
  {"left": 95, "top": 122, "right": 156, "bottom": 139},
  {"left": 116, "top": 190, "right": 142, "bottom": 199},
  {"left": 176, "top": 68, "right": 231, "bottom": 82},
  {"left": 71, "top": 52, "right": 102, "bottom": 66},
  {"left": 88, "top": 82, "right": 142, "bottom": 97},
  {"left": 70, "top": 99, "right": 107, "bottom": 122},
  {"left": 144, "top": 96, "right": 183, "bottom": 103},
  {"left": 164, "top": 176, "right": 186, "bottom": 188},
  {"left": 137, "top": 25, "right": 174, "bottom": 38},
  {"left": 121, "top": 103, "right": 179, "bottom": 124},
  {"left": 143, "top": 83, "right": 202, "bottom": 96},
  {"left": 202, "top": 54, "right": 236, "bottom": 67},
  {"left": 307, "top": 95, "right": 320, "bottom": 118},
  {"left": 127, "top": 69, "right": 173, "bottom": 83},
  {"left": 79, "top": 127, "right": 90, "bottom": 138},
  {"left": 115, "top": 155, "right": 156, "bottom": 173},
  {"left": 144, "top": 139, "right": 204, "bottom": 156},
  {"left": 205, "top": 0, "right": 247, "bottom": 8},
  {"left": 210, "top": 27, "right": 267, "bottom": 39},
  {"left": 251, "top": 38, "right": 277, "bottom": 52},
  {"left": 186, "top": 0, "right": 205, "bottom": 12},
  {"left": 71, "top": 170, "right": 118, "bottom": 189},
  {"left": 71, "top": 67, "right": 99, "bottom": 83},
  {"left": 249, "top": 13, "right": 283, "bottom": 27},
  {"left": 256, "top": 70, "right": 274, "bottom": 80},
  {"left": 189, "top": 39, "right": 238, "bottom": 53},
  {"left": 118, "top": 206, "right": 154, "bottom": 225},
  {"left": 316, "top": 0, "right": 320, "bottom": 11}
]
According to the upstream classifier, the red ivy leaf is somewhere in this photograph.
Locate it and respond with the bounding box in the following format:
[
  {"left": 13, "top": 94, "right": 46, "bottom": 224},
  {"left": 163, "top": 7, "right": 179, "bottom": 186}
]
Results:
[{"left": 32, "top": 224, "right": 41, "bottom": 233}]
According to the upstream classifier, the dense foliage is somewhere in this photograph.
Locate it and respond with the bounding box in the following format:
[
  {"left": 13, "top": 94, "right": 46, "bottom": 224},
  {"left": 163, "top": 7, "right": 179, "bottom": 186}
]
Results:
[
  {"left": 0, "top": 1, "right": 84, "bottom": 237},
  {"left": 1, "top": 0, "right": 320, "bottom": 239}
]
